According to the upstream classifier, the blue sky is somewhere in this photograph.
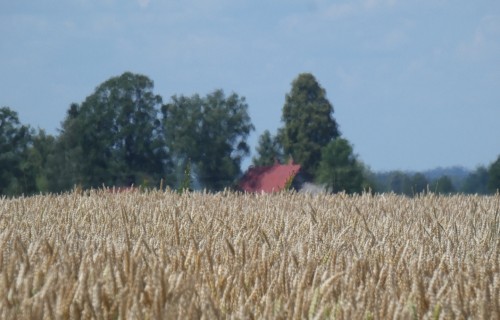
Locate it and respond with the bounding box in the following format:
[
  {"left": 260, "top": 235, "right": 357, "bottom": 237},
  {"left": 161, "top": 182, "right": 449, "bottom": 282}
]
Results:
[{"left": 1, "top": 0, "right": 499, "bottom": 172}]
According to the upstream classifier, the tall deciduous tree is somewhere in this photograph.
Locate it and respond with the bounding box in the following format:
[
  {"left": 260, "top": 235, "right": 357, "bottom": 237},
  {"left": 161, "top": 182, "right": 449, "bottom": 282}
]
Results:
[
  {"left": 278, "top": 73, "right": 340, "bottom": 179},
  {"left": 316, "top": 138, "right": 364, "bottom": 194},
  {"left": 56, "top": 72, "right": 168, "bottom": 189},
  {"left": 252, "top": 130, "right": 282, "bottom": 166},
  {"left": 48, "top": 103, "right": 85, "bottom": 191},
  {"left": 162, "top": 90, "right": 254, "bottom": 191},
  {"left": 0, "top": 107, "right": 33, "bottom": 195},
  {"left": 26, "top": 129, "right": 56, "bottom": 193}
]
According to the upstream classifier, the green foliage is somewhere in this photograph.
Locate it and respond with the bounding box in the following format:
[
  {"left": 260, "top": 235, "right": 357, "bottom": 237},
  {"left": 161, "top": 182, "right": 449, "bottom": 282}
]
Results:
[
  {"left": 278, "top": 73, "right": 340, "bottom": 179},
  {"left": 283, "top": 172, "right": 295, "bottom": 191},
  {"left": 387, "top": 172, "right": 430, "bottom": 196},
  {"left": 179, "top": 159, "right": 192, "bottom": 193},
  {"left": 0, "top": 106, "right": 34, "bottom": 195},
  {"left": 488, "top": 155, "right": 500, "bottom": 193},
  {"left": 411, "top": 173, "right": 429, "bottom": 195},
  {"left": 46, "top": 103, "right": 85, "bottom": 191},
  {"left": 388, "top": 171, "right": 413, "bottom": 196},
  {"left": 316, "top": 138, "right": 364, "bottom": 194},
  {"left": 462, "top": 166, "right": 490, "bottom": 194},
  {"left": 252, "top": 130, "right": 282, "bottom": 166},
  {"left": 3, "top": 70, "right": 497, "bottom": 197},
  {"left": 374, "top": 169, "right": 490, "bottom": 196},
  {"left": 55, "top": 72, "right": 168, "bottom": 190},
  {"left": 162, "top": 90, "right": 254, "bottom": 191},
  {"left": 26, "top": 129, "right": 56, "bottom": 193},
  {"left": 431, "top": 175, "right": 455, "bottom": 194},
  {"left": 358, "top": 164, "right": 378, "bottom": 193}
]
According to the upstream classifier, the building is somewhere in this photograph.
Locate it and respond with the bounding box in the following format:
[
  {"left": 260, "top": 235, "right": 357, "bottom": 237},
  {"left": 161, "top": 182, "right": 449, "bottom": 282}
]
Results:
[{"left": 238, "top": 160, "right": 302, "bottom": 193}]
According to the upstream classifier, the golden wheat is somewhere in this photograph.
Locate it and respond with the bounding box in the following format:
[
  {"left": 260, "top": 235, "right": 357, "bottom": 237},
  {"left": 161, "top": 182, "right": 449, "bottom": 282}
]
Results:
[{"left": 0, "top": 190, "right": 498, "bottom": 319}]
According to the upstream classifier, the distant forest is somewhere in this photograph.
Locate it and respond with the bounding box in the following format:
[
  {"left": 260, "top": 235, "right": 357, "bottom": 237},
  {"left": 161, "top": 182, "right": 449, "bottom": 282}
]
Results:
[{"left": 1, "top": 72, "right": 499, "bottom": 196}]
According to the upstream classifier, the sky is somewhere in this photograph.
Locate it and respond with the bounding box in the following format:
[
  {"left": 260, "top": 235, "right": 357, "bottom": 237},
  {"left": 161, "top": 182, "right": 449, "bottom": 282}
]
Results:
[{"left": 1, "top": 0, "right": 499, "bottom": 172}]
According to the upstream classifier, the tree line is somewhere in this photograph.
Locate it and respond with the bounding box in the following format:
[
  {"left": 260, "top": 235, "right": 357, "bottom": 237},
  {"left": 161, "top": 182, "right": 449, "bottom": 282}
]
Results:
[
  {"left": 1, "top": 72, "right": 500, "bottom": 195},
  {"left": 370, "top": 167, "right": 497, "bottom": 196}
]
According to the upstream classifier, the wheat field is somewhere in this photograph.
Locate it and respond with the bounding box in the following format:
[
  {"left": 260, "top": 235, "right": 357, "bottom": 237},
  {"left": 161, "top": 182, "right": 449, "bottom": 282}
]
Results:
[{"left": 0, "top": 190, "right": 498, "bottom": 319}]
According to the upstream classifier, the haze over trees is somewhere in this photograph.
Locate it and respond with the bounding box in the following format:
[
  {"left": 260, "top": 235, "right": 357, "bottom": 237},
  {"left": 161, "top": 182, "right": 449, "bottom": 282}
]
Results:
[{"left": 1, "top": 71, "right": 499, "bottom": 195}]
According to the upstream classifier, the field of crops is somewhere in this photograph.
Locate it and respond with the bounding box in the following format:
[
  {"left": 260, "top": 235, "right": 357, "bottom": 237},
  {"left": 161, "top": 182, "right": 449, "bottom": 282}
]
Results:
[{"left": 0, "top": 190, "right": 498, "bottom": 319}]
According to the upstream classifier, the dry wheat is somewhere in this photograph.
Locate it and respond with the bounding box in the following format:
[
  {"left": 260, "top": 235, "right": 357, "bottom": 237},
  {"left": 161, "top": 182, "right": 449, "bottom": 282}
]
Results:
[{"left": 0, "top": 190, "right": 498, "bottom": 319}]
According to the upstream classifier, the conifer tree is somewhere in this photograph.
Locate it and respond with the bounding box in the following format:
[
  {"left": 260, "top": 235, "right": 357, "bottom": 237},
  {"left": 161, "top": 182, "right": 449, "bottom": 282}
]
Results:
[{"left": 278, "top": 73, "right": 340, "bottom": 179}]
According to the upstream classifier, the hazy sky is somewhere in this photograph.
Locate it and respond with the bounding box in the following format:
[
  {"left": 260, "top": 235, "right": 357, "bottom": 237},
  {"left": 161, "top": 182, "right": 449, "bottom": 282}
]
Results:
[{"left": 1, "top": 0, "right": 499, "bottom": 172}]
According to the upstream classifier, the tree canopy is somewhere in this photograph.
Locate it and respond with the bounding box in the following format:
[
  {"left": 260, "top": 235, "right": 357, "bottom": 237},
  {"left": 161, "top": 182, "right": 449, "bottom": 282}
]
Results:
[
  {"left": 56, "top": 72, "right": 167, "bottom": 189},
  {"left": 278, "top": 73, "right": 340, "bottom": 179},
  {"left": 431, "top": 175, "right": 455, "bottom": 194},
  {"left": 488, "top": 155, "right": 500, "bottom": 193},
  {"left": 316, "top": 138, "right": 364, "bottom": 194},
  {"left": 1, "top": 71, "right": 499, "bottom": 196},
  {"left": 411, "top": 173, "right": 429, "bottom": 195},
  {"left": 462, "top": 166, "right": 490, "bottom": 194},
  {"left": 252, "top": 130, "right": 282, "bottom": 167},
  {"left": 162, "top": 90, "right": 254, "bottom": 191},
  {"left": 25, "top": 129, "right": 56, "bottom": 193},
  {"left": 0, "top": 107, "right": 33, "bottom": 195}
]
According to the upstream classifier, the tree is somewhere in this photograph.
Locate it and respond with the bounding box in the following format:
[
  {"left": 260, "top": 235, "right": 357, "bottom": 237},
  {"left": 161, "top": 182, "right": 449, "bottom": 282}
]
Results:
[
  {"left": 25, "top": 129, "right": 57, "bottom": 193},
  {"left": 359, "top": 164, "right": 378, "bottom": 193},
  {"left": 252, "top": 130, "right": 283, "bottom": 166},
  {"left": 431, "top": 175, "right": 455, "bottom": 194},
  {"left": 316, "top": 138, "right": 364, "bottom": 194},
  {"left": 162, "top": 90, "right": 254, "bottom": 191},
  {"left": 411, "top": 173, "right": 429, "bottom": 195},
  {"left": 388, "top": 171, "right": 412, "bottom": 195},
  {"left": 278, "top": 73, "right": 340, "bottom": 179},
  {"left": 47, "top": 103, "right": 86, "bottom": 191},
  {"left": 488, "top": 155, "right": 500, "bottom": 193},
  {"left": 462, "top": 166, "right": 489, "bottom": 194},
  {"left": 0, "top": 107, "right": 33, "bottom": 195},
  {"left": 56, "top": 72, "right": 168, "bottom": 190}
]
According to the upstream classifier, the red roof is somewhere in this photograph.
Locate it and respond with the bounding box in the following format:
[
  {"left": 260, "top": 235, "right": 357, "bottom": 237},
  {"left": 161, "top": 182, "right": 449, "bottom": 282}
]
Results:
[{"left": 239, "top": 161, "right": 301, "bottom": 193}]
